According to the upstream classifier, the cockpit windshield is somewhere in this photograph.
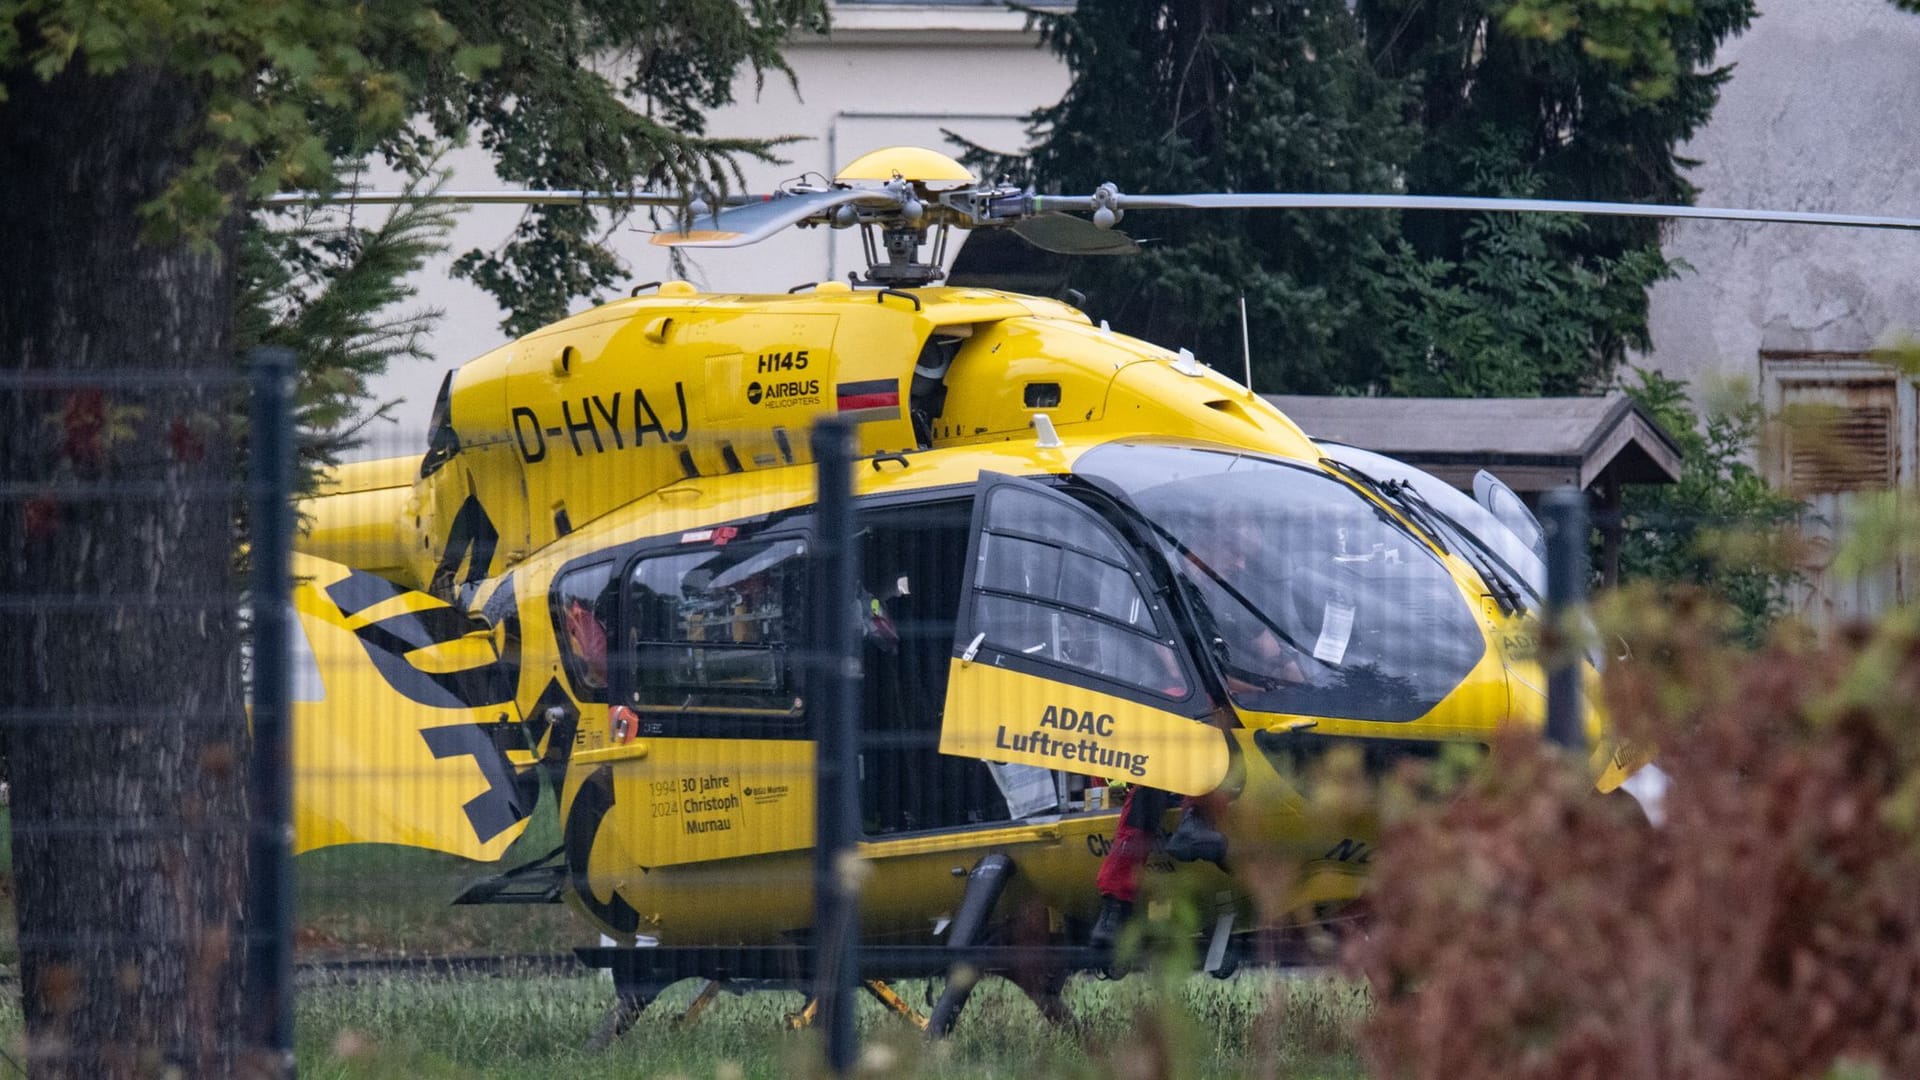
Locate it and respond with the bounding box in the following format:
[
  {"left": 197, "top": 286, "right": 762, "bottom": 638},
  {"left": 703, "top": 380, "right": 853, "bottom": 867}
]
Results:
[
  {"left": 1315, "top": 441, "right": 1545, "bottom": 605},
  {"left": 1075, "top": 443, "right": 1486, "bottom": 722}
]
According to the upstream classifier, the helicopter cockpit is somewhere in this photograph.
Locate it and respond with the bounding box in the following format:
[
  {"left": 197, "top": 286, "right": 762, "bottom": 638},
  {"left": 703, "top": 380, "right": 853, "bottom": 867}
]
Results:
[{"left": 1073, "top": 442, "right": 1489, "bottom": 725}]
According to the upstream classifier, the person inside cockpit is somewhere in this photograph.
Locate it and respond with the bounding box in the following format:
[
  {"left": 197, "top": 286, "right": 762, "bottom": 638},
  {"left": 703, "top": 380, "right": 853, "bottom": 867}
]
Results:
[{"left": 1091, "top": 506, "right": 1300, "bottom": 948}]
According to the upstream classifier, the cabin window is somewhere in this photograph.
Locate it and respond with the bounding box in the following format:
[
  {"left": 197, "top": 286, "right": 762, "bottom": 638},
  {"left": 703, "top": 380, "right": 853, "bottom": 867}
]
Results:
[
  {"left": 621, "top": 538, "right": 808, "bottom": 723},
  {"left": 419, "top": 372, "right": 460, "bottom": 479},
  {"left": 1075, "top": 442, "right": 1484, "bottom": 723},
  {"left": 967, "top": 483, "right": 1190, "bottom": 700},
  {"left": 551, "top": 561, "right": 616, "bottom": 702}
]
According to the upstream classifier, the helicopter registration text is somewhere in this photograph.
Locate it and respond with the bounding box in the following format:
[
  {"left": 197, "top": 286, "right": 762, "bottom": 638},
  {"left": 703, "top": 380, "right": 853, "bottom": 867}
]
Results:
[{"left": 510, "top": 382, "right": 691, "bottom": 463}]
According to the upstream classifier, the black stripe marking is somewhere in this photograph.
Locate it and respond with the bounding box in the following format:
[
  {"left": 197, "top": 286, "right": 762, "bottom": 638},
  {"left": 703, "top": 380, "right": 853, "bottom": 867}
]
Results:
[{"left": 836, "top": 378, "right": 897, "bottom": 398}]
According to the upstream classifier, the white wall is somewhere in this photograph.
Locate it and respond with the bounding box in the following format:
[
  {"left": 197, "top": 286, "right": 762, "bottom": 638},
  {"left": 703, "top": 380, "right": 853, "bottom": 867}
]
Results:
[
  {"left": 357, "top": 4, "right": 1071, "bottom": 437},
  {"left": 1640, "top": 0, "right": 1920, "bottom": 392}
]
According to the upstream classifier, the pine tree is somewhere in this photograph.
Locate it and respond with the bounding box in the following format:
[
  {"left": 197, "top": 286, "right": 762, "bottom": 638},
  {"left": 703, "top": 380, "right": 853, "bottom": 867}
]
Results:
[
  {"left": 412, "top": 0, "right": 832, "bottom": 336},
  {"left": 240, "top": 171, "right": 460, "bottom": 476},
  {"left": 987, "top": 0, "right": 1754, "bottom": 397},
  {"left": 1358, "top": 0, "right": 1755, "bottom": 390},
  {"left": 967, "top": 0, "right": 1416, "bottom": 393}
]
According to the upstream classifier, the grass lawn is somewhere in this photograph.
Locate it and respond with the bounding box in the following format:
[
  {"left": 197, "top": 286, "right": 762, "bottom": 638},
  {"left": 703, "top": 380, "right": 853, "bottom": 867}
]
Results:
[
  {"left": 0, "top": 802, "right": 1374, "bottom": 1076},
  {"left": 295, "top": 802, "right": 587, "bottom": 958},
  {"left": 298, "top": 968, "right": 1371, "bottom": 1079},
  {"left": 0, "top": 802, "right": 584, "bottom": 965}
]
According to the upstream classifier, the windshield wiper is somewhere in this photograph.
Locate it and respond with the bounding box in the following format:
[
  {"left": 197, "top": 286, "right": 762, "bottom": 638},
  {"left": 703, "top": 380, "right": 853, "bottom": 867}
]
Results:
[
  {"left": 1385, "top": 479, "right": 1527, "bottom": 617},
  {"left": 1320, "top": 458, "right": 1450, "bottom": 555},
  {"left": 1321, "top": 458, "right": 1527, "bottom": 617},
  {"left": 1134, "top": 517, "right": 1317, "bottom": 662}
]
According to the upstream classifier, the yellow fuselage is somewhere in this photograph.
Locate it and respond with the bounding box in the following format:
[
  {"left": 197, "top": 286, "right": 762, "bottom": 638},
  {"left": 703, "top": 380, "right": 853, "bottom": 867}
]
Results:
[{"left": 294, "top": 283, "right": 1607, "bottom": 948}]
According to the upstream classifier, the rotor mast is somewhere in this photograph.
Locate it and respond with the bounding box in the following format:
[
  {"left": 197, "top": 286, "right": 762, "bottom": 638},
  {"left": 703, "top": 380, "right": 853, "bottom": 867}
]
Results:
[{"left": 855, "top": 218, "right": 950, "bottom": 288}]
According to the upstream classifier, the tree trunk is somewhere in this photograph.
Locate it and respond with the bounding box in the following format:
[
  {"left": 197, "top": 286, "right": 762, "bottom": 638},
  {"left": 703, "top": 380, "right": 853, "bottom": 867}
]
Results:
[{"left": 0, "top": 56, "right": 253, "bottom": 1079}]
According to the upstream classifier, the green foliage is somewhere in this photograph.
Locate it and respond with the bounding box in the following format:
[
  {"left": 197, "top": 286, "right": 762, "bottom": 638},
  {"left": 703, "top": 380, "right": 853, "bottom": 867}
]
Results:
[
  {"left": 987, "top": 0, "right": 1753, "bottom": 399},
  {"left": 2, "top": 0, "right": 829, "bottom": 328},
  {"left": 237, "top": 169, "right": 459, "bottom": 480},
  {"left": 411, "top": 1, "right": 831, "bottom": 335},
  {"left": 1616, "top": 368, "right": 1803, "bottom": 640},
  {"left": 1361, "top": 0, "right": 1754, "bottom": 393},
  {"left": 966, "top": 0, "right": 1416, "bottom": 393},
  {"left": 1362, "top": 140, "right": 1674, "bottom": 396},
  {"left": 1496, "top": 0, "right": 1704, "bottom": 99},
  {"left": 1362, "top": 0, "right": 1752, "bottom": 247},
  {"left": 0, "top": 1, "right": 466, "bottom": 238}
]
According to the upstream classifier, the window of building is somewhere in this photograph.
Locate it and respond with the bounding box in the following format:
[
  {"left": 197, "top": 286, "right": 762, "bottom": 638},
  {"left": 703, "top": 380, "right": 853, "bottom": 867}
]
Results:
[{"left": 1761, "top": 354, "right": 1917, "bottom": 493}]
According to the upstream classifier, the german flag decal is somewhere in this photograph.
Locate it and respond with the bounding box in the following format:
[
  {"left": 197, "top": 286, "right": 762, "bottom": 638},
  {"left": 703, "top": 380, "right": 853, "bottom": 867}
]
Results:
[{"left": 835, "top": 378, "right": 901, "bottom": 422}]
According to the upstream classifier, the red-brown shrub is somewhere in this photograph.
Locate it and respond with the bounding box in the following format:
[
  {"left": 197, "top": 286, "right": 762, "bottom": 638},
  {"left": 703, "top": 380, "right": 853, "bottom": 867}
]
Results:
[{"left": 1349, "top": 588, "right": 1920, "bottom": 1080}]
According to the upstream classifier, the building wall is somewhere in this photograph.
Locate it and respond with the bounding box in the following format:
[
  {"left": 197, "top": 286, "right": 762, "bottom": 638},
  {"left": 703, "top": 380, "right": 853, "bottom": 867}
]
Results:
[
  {"left": 361, "top": 4, "right": 1071, "bottom": 425},
  {"left": 1641, "top": 0, "right": 1920, "bottom": 391},
  {"left": 1638, "top": 0, "right": 1920, "bottom": 625}
]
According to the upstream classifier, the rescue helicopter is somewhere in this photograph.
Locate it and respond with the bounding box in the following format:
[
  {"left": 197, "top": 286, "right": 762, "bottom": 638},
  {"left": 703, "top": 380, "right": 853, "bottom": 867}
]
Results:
[{"left": 279, "top": 146, "right": 1920, "bottom": 1034}]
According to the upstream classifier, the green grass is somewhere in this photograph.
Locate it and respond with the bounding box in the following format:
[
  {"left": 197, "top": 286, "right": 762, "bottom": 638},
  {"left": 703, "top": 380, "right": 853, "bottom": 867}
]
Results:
[
  {"left": 0, "top": 800, "right": 1373, "bottom": 1076},
  {"left": 296, "top": 803, "right": 587, "bottom": 958},
  {"left": 0, "top": 802, "right": 583, "bottom": 965},
  {"left": 297, "top": 969, "right": 1370, "bottom": 1079}
]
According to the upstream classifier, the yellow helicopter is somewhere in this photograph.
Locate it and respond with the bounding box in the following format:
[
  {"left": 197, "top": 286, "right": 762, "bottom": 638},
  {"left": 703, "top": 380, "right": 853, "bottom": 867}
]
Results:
[{"left": 280, "top": 145, "right": 1917, "bottom": 1029}]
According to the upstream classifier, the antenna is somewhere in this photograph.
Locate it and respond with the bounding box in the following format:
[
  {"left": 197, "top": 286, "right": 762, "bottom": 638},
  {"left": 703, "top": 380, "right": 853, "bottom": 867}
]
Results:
[
  {"left": 1032, "top": 414, "right": 1063, "bottom": 449},
  {"left": 1238, "top": 295, "right": 1254, "bottom": 398}
]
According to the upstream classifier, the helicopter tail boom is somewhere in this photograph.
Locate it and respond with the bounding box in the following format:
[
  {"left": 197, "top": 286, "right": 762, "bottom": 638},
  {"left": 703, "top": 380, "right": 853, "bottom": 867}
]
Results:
[{"left": 302, "top": 454, "right": 421, "bottom": 588}]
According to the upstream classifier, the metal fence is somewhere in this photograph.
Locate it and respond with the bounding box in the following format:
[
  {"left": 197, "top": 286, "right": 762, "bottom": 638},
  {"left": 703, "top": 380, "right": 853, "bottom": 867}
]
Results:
[
  {"left": 5, "top": 367, "right": 1899, "bottom": 1077},
  {"left": 0, "top": 358, "right": 267, "bottom": 1077}
]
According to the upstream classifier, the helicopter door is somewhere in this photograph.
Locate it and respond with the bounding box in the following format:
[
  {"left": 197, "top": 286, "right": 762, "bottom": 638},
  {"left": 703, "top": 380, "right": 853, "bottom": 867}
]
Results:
[
  {"left": 1472, "top": 469, "right": 1548, "bottom": 564},
  {"left": 939, "top": 473, "right": 1229, "bottom": 798}
]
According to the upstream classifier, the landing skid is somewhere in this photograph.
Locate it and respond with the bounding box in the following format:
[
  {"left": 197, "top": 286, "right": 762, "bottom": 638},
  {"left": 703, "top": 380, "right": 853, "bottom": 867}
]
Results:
[{"left": 572, "top": 860, "right": 1347, "bottom": 1048}]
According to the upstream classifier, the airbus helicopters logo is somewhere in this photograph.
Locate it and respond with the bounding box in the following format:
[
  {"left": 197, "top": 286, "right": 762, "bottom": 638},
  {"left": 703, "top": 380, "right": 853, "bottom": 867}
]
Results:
[
  {"left": 511, "top": 382, "right": 689, "bottom": 464},
  {"left": 746, "top": 377, "right": 820, "bottom": 410}
]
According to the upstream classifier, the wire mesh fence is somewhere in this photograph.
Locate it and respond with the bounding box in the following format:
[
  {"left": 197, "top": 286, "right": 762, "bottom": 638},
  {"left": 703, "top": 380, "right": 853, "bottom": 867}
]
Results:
[
  {"left": 10, "top": 369, "right": 1920, "bottom": 1077},
  {"left": 0, "top": 360, "right": 261, "bottom": 1077}
]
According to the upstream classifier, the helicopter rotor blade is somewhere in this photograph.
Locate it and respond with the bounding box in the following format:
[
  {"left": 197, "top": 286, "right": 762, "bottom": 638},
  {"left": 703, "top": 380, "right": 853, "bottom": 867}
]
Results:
[
  {"left": 1010, "top": 212, "right": 1140, "bottom": 255},
  {"left": 264, "top": 189, "right": 689, "bottom": 208},
  {"left": 651, "top": 188, "right": 895, "bottom": 248},
  {"left": 1033, "top": 191, "right": 1920, "bottom": 233}
]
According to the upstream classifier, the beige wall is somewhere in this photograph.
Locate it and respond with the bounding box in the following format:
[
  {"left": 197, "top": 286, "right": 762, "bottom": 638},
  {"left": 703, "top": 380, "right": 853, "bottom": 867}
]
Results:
[
  {"left": 1639, "top": 0, "right": 1920, "bottom": 393},
  {"left": 359, "top": 4, "right": 1071, "bottom": 432}
]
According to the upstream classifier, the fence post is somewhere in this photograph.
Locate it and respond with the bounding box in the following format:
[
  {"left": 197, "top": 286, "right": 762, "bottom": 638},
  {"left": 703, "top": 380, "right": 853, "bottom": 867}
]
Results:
[
  {"left": 810, "top": 418, "right": 862, "bottom": 1074},
  {"left": 1542, "top": 486, "right": 1589, "bottom": 752},
  {"left": 245, "top": 346, "right": 297, "bottom": 1072}
]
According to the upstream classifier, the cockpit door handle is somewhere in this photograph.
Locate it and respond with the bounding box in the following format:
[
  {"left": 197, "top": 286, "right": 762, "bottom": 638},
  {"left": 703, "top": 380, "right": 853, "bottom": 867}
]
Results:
[{"left": 960, "top": 631, "right": 985, "bottom": 664}]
